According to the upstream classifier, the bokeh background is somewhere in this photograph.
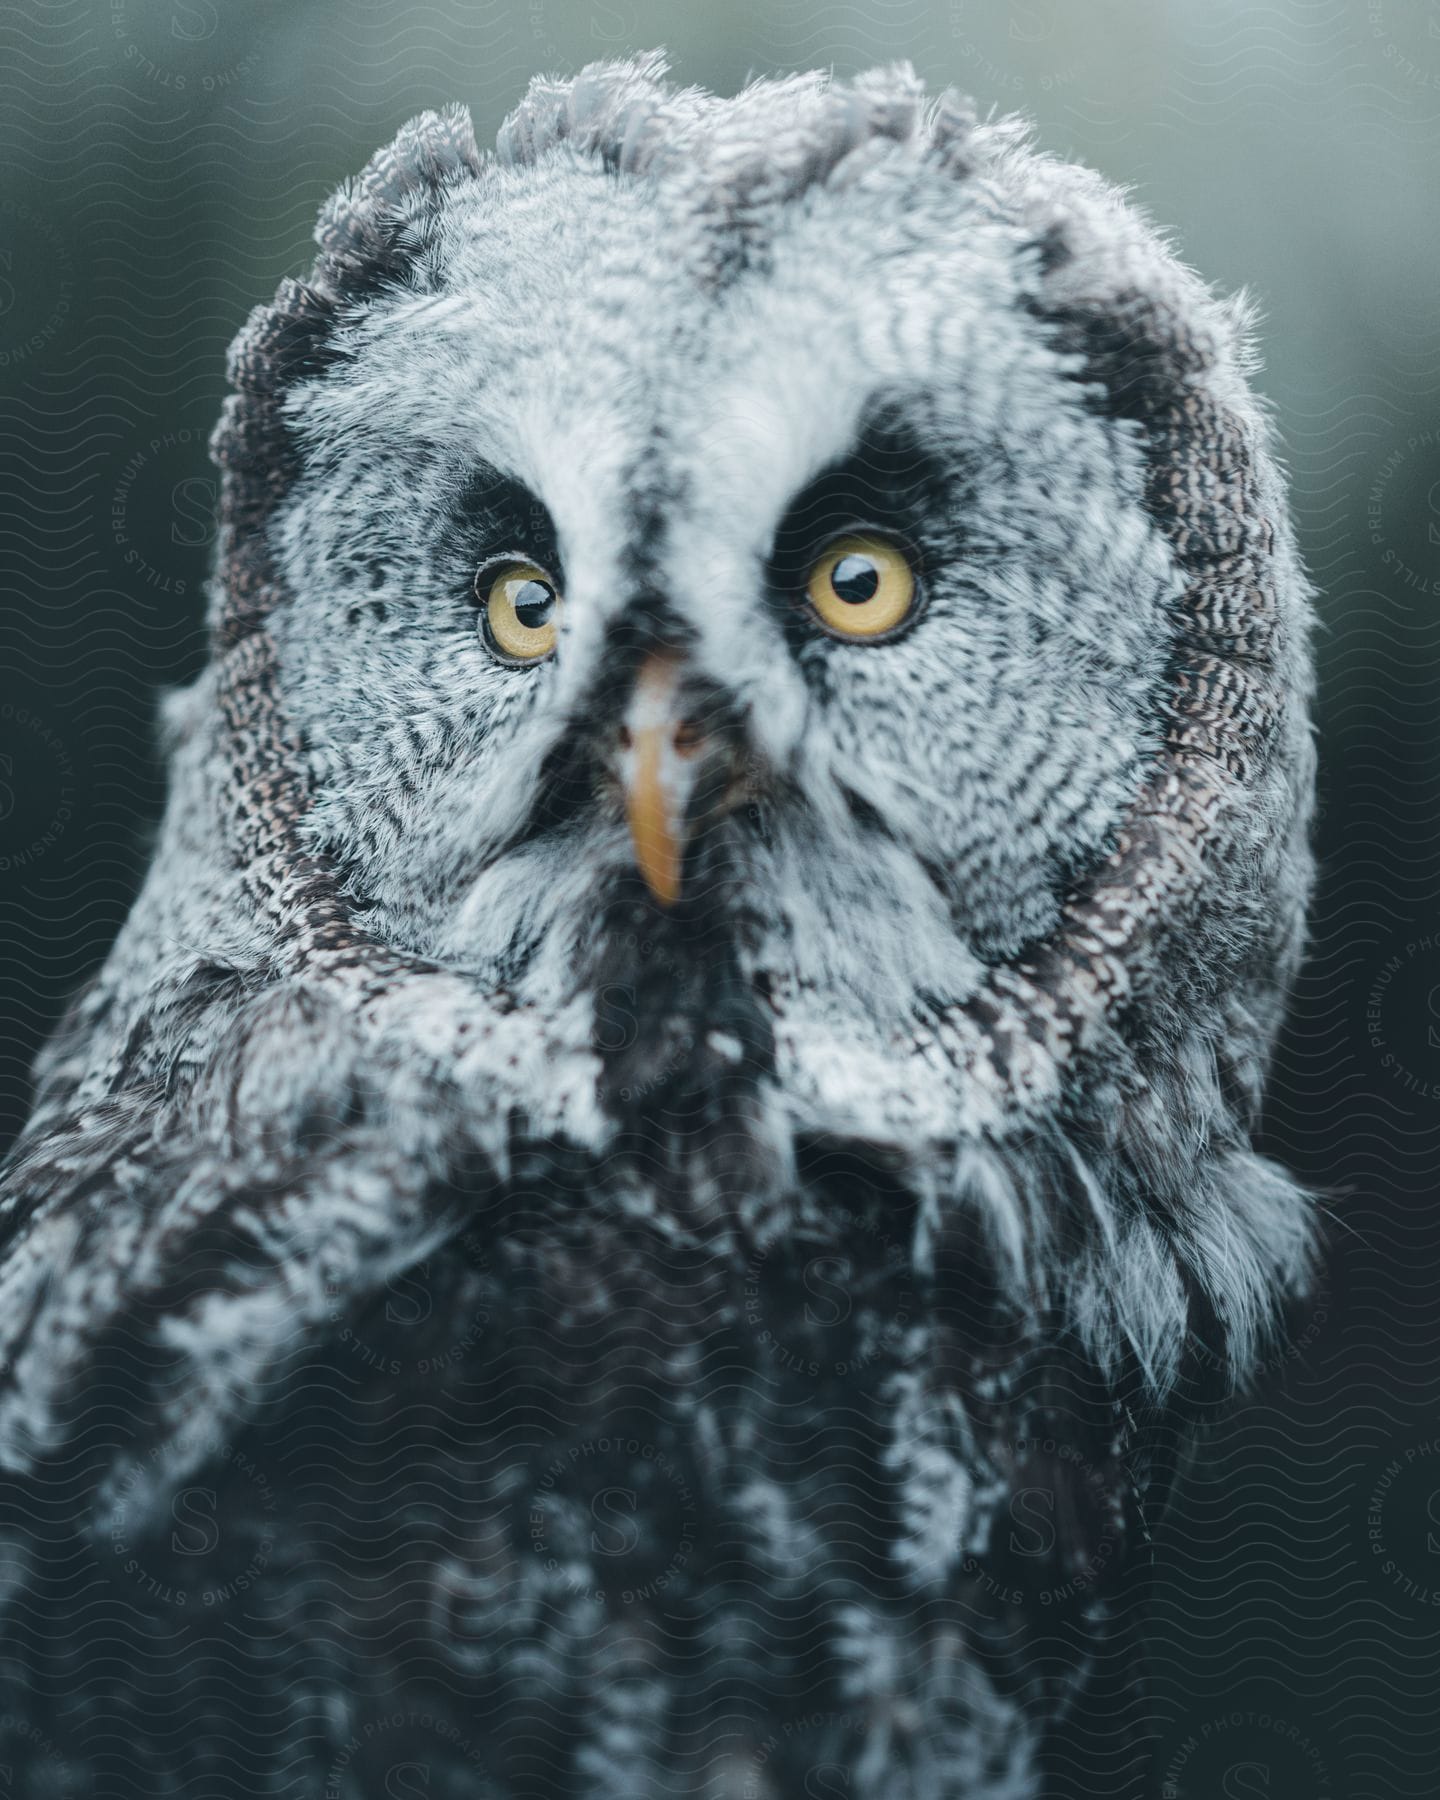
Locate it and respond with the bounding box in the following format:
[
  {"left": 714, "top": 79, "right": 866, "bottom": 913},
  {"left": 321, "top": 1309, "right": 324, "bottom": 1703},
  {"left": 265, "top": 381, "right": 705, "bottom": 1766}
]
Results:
[{"left": 2, "top": 2, "right": 1438, "bottom": 1794}]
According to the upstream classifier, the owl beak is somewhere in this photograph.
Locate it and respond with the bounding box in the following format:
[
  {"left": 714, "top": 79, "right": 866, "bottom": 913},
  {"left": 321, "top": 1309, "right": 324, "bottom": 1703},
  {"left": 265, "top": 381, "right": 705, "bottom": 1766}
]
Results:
[{"left": 616, "top": 650, "right": 729, "bottom": 907}]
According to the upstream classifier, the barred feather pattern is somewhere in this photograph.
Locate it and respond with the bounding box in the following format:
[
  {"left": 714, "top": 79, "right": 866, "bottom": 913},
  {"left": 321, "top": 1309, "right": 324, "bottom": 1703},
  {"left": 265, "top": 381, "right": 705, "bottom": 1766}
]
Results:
[{"left": 0, "top": 53, "right": 1315, "bottom": 1799}]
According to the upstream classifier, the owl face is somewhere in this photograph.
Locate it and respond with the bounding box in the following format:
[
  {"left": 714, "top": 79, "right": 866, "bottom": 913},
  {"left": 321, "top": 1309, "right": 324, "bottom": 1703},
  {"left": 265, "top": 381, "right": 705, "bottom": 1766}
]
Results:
[{"left": 266, "top": 146, "right": 1179, "bottom": 1068}]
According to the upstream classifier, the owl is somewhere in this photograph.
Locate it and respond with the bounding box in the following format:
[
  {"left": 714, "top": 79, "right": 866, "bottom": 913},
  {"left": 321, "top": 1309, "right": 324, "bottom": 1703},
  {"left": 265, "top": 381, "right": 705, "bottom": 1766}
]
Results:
[{"left": 0, "top": 53, "right": 1315, "bottom": 1800}]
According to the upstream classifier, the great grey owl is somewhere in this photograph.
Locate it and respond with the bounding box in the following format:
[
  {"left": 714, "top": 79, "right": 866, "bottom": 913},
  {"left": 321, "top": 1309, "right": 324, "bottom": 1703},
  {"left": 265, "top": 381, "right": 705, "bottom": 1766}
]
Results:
[{"left": 0, "top": 52, "right": 1316, "bottom": 1800}]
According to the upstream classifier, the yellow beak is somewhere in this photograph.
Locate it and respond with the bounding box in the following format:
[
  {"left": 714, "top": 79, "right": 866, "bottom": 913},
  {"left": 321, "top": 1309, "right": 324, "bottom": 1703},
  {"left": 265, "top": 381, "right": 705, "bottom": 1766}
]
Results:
[{"left": 618, "top": 650, "right": 702, "bottom": 908}]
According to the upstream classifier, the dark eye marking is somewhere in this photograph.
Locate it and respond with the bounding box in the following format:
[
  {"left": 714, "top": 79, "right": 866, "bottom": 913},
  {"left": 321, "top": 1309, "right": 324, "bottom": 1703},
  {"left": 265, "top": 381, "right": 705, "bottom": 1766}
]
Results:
[
  {"left": 766, "top": 406, "right": 958, "bottom": 600},
  {"left": 446, "top": 460, "right": 564, "bottom": 602}
]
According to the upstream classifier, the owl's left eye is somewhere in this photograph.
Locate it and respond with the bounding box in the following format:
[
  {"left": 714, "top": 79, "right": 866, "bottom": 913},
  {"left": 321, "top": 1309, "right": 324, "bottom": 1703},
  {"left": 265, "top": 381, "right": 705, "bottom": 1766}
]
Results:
[
  {"left": 476, "top": 557, "right": 563, "bottom": 665},
  {"left": 803, "top": 532, "right": 918, "bottom": 641}
]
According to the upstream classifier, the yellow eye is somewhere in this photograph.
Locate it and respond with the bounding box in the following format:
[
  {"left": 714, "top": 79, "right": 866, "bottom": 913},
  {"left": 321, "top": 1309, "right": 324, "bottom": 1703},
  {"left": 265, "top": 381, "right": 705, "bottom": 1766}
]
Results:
[
  {"left": 478, "top": 559, "right": 562, "bottom": 664},
  {"left": 804, "top": 532, "right": 917, "bottom": 640}
]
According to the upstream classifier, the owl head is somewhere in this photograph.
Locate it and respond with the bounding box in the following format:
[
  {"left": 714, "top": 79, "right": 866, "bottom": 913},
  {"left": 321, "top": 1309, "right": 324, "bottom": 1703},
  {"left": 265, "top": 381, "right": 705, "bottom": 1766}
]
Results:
[{"left": 243, "top": 58, "right": 1183, "bottom": 1037}]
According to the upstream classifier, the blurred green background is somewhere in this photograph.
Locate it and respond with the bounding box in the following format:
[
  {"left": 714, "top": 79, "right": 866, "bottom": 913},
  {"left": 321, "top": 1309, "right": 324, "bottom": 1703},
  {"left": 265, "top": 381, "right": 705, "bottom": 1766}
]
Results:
[{"left": 2, "top": 3, "right": 1438, "bottom": 1795}]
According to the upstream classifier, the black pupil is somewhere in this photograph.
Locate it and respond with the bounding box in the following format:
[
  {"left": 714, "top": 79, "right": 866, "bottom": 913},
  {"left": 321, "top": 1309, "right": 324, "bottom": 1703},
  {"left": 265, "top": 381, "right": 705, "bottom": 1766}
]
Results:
[
  {"left": 512, "top": 577, "right": 554, "bottom": 630},
  {"left": 830, "top": 553, "right": 880, "bottom": 605}
]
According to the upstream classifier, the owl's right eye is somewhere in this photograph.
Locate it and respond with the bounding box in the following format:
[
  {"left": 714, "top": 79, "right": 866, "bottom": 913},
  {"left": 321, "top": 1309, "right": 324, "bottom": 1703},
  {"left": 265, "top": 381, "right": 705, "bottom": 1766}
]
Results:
[
  {"left": 476, "top": 558, "right": 563, "bottom": 665},
  {"left": 803, "top": 531, "right": 919, "bottom": 641}
]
